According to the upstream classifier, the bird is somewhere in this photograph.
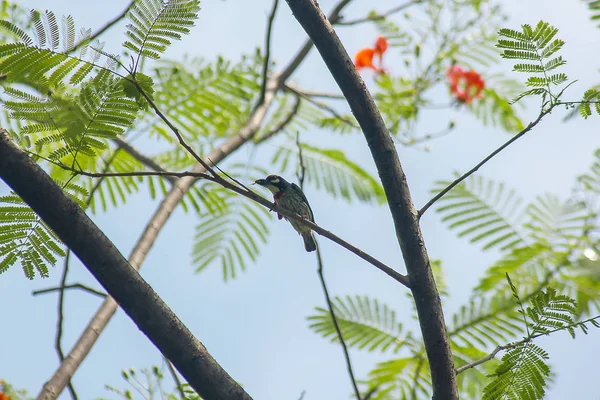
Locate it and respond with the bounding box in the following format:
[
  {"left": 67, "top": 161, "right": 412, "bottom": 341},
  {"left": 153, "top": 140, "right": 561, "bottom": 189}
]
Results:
[{"left": 254, "top": 174, "right": 317, "bottom": 252}]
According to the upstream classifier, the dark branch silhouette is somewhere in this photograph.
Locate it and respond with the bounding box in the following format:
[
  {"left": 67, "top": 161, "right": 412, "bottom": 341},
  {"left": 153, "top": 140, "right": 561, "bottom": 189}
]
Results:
[
  {"left": 283, "top": 0, "right": 458, "bottom": 398},
  {"left": 0, "top": 130, "right": 252, "bottom": 400}
]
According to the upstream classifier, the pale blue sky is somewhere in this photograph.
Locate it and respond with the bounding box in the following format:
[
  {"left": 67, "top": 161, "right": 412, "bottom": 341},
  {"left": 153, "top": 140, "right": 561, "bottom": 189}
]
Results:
[{"left": 1, "top": 1, "right": 599, "bottom": 399}]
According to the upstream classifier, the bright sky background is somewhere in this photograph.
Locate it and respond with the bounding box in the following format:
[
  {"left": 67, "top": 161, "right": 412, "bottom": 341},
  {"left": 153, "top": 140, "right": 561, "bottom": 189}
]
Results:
[{"left": 1, "top": 1, "right": 599, "bottom": 399}]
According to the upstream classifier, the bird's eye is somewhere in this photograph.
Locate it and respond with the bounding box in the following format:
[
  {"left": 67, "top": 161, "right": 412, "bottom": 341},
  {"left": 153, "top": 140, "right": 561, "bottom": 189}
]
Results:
[{"left": 270, "top": 178, "right": 280, "bottom": 184}]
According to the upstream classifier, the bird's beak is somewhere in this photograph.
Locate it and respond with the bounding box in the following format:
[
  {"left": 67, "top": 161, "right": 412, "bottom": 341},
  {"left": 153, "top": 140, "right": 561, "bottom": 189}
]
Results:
[{"left": 254, "top": 179, "right": 268, "bottom": 186}]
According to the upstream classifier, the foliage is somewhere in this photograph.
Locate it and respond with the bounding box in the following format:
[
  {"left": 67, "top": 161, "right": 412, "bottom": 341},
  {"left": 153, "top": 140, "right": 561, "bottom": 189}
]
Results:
[
  {"left": 0, "top": 193, "right": 67, "bottom": 278},
  {"left": 307, "top": 295, "right": 413, "bottom": 353},
  {"left": 123, "top": 0, "right": 200, "bottom": 64},
  {"left": 497, "top": 21, "right": 568, "bottom": 103},
  {"left": 431, "top": 175, "right": 526, "bottom": 250},
  {"left": 191, "top": 166, "right": 272, "bottom": 281},
  {"left": 101, "top": 365, "right": 201, "bottom": 400}
]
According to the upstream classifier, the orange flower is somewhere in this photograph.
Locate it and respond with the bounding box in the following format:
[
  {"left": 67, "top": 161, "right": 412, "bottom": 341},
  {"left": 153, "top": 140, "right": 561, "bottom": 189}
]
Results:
[
  {"left": 354, "top": 36, "right": 388, "bottom": 74},
  {"left": 446, "top": 65, "right": 485, "bottom": 104},
  {"left": 0, "top": 392, "right": 10, "bottom": 400},
  {"left": 374, "top": 36, "right": 388, "bottom": 61},
  {"left": 354, "top": 48, "right": 377, "bottom": 70}
]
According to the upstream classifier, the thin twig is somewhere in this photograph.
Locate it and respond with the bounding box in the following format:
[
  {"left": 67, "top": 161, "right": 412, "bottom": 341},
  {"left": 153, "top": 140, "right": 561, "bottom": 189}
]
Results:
[
  {"left": 68, "top": 1, "right": 135, "bottom": 53},
  {"left": 316, "top": 248, "right": 362, "bottom": 400},
  {"left": 334, "top": 0, "right": 423, "bottom": 26},
  {"left": 418, "top": 107, "right": 554, "bottom": 217},
  {"left": 131, "top": 80, "right": 216, "bottom": 176},
  {"left": 208, "top": 157, "right": 253, "bottom": 192},
  {"left": 296, "top": 148, "right": 361, "bottom": 400},
  {"left": 285, "top": 84, "right": 359, "bottom": 129},
  {"left": 295, "top": 131, "right": 306, "bottom": 188},
  {"left": 165, "top": 358, "right": 186, "bottom": 399},
  {"left": 33, "top": 284, "right": 107, "bottom": 298},
  {"left": 258, "top": 0, "right": 280, "bottom": 106},
  {"left": 456, "top": 313, "right": 600, "bottom": 374},
  {"left": 288, "top": 88, "right": 345, "bottom": 100},
  {"left": 255, "top": 96, "right": 301, "bottom": 144}
]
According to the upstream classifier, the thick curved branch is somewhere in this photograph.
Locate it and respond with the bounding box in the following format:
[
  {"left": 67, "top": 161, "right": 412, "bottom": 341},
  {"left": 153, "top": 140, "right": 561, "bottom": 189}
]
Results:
[
  {"left": 282, "top": 1, "right": 457, "bottom": 398},
  {"left": 0, "top": 131, "right": 251, "bottom": 400}
]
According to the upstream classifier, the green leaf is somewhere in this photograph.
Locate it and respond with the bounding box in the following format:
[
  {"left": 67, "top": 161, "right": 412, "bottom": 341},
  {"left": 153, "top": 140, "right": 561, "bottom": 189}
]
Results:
[
  {"left": 191, "top": 168, "right": 271, "bottom": 281},
  {"left": 123, "top": 0, "right": 200, "bottom": 62},
  {"left": 430, "top": 176, "right": 526, "bottom": 250},
  {"left": 0, "top": 193, "right": 66, "bottom": 278},
  {"left": 307, "top": 295, "right": 411, "bottom": 353},
  {"left": 483, "top": 343, "right": 550, "bottom": 400}
]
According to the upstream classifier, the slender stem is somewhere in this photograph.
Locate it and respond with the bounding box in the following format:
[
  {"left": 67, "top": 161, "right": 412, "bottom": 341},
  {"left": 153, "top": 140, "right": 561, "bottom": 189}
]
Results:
[
  {"left": 165, "top": 358, "right": 186, "bottom": 399},
  {"left": 419, "top": 107, "right": 554, "bottom": 217},
  {"left": 255, "top": 95, "right": 301, "bottom": 144},
  {"left": 334, "top": 0, "right": 423, "bottom": 26},
  {"left": 316, "top": 247, "right": 362, "bottom": 399},
  {"left": 33, "top": 284, "right": 107, "bottom": 298},
  {"left": 296, "top": 146, "right": 361, "bottom": 399},
  {"left": 257, "top": 0, "right": 280, "bottom": 106},
  {"left": 455, "top": 314, "right": 600, "bottom": 374},
  {"left": 68, "top": 2, "right": 135, "bottom": 53}
]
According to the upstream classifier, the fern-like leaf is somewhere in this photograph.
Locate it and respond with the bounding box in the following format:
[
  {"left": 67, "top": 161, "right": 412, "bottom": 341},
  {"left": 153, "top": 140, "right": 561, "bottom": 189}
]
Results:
[
  {"left": 497, "top": 21, "right": 567, "bottom": 103},
  {"left": 307, "top": 295, "right": 411, "bottom": 353},
  {"left": 482, "top": 342, "right": 550, "bottom": 400},
  {"left": 0, "top": 11, "right": 117, "bottom": 89},
  {"left": 430, "top": 176, "right": 526, "bottom": 250},
  {"left": 123, "top": 0, "right": 200, "bottom": 63},
  {"left": 0, "top": 193, "right": 66, "bottom": 278},
  {"left": 191, "top": 174, "right": 271, "bottom": 281}
]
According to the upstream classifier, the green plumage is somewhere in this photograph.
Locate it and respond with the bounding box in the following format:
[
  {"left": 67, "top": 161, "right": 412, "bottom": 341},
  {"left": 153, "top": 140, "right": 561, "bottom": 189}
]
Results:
[{"left": 254, "top": 175, "right": 317, "bottom": 252}]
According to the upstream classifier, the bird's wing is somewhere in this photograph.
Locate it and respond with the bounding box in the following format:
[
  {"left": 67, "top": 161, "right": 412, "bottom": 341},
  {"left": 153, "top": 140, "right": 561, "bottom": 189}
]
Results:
[{"left": 291, "top": 183, "right": 315, "bottom": 222}]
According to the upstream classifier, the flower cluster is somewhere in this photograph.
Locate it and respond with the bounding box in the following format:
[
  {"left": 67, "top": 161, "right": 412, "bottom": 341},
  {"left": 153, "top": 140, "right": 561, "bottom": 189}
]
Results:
[
  {"left": 354, "top": 36, "right": 388, "bottom": 74},
  {"left": 446, "top": 65, "right": 485, "bottom": 104}
]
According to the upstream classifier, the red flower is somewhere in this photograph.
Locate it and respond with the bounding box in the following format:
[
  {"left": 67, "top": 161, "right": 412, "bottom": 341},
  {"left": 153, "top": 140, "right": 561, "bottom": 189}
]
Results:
[
  {"left": 446, "top": 65, "right": 485, "bottom": 104},
  {"left": 355, "top": 36, "right": 388, "bottom": 74}
]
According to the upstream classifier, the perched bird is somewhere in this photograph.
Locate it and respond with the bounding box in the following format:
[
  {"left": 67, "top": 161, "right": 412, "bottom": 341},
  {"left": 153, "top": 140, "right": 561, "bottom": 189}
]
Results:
[{"left": 254, "top": 174, "right": 317, "bottom": 252}]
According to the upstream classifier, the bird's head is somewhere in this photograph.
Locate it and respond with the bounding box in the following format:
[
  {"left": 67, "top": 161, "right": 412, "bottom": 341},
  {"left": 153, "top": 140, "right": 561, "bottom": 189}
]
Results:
[{"left": 254, "top": 174, "right": 290, "bottom": 195}]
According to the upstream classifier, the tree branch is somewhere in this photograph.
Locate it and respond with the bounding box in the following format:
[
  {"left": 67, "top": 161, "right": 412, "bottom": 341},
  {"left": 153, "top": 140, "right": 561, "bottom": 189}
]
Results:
[
  {"left": 32, "top": 284, "right": 107, "bottom": 299},
  {"left": 255, "top": 95, "right": 301, "bottom": 144},
  {"left": 68, "top": 1, "right": 135, "bottom": 53},
  {"left": 37, "top": 2, "right": 357, "bottom": 398},
  {"left": 47, "top": 165, "right": 409, "bottom": 288},
  {"left": 0, "top": 131, "right": 251, "bottom": 400},
  {"left": 418, "top": 107, "right": 554, "bottom": 217},
  {"left": 282, "top": 1, "right": 457, "bottom": 398},
  {"left": 334, "top": 0, "right": 423, "bottom": 26},
  {"left": 257, "top": 0, "right": 280, "bottom": 106}
]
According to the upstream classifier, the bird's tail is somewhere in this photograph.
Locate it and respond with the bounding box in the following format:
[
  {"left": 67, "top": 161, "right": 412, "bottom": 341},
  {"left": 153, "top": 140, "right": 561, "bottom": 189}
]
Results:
[{"left": 303, "top": 232, "right": 317, "bottom": 252}]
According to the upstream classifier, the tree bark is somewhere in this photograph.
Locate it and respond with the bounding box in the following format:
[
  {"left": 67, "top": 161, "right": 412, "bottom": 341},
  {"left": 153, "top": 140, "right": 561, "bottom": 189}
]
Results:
[
  {"left": 0, "top": 130, "right": 252, "bottom": 400},
  {"left": 282, "top": 1, "right": 458, "bottom": 398}
]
